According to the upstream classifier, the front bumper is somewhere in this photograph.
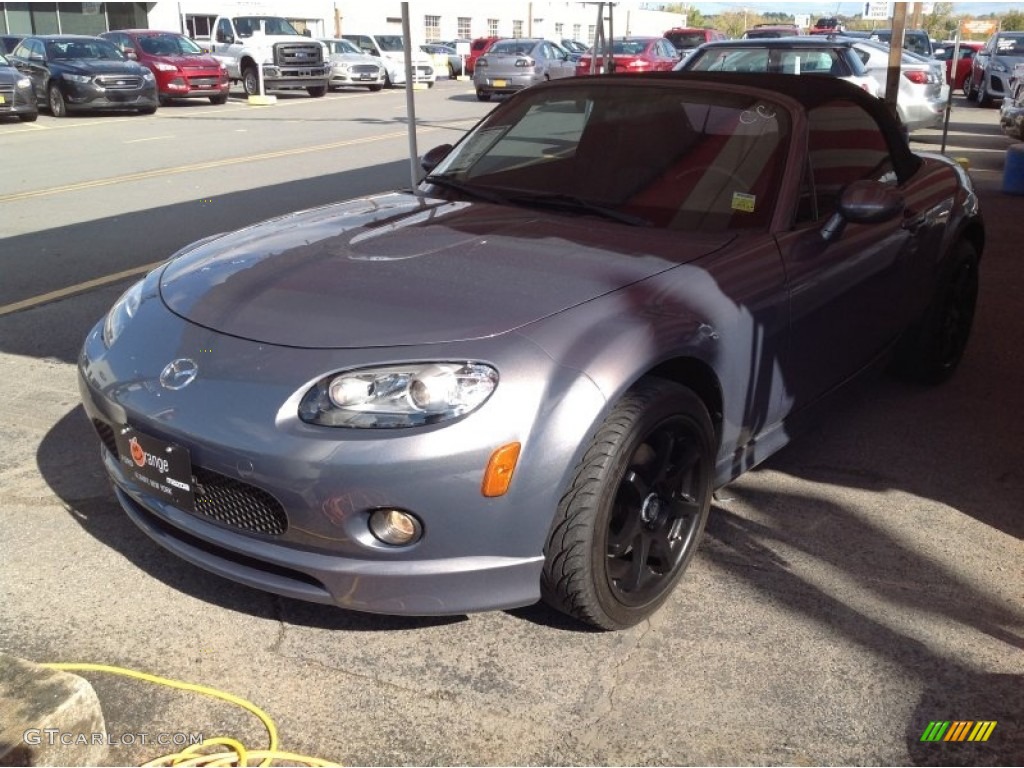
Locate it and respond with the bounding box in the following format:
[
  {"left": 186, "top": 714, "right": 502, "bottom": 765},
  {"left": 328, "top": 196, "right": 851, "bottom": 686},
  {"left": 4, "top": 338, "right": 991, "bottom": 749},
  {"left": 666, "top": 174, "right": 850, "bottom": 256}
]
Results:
[
  {"left": 62, "top": 80, "right": 158, "bottom": 110},
  {"left": 0, "top": 85, "right": 36, "bottom": 116},
  {"left": 157, "top": 69, "right": 230, "bottom": 99},
  {"left": 329, "top": 66, "right": 385, "bottom": 88},
  {"left": 1000, "top": 100, "right": 1024, "bottom": 140},
  {"left": 986, "top": 69, "right": 1014, "bottom": 98},
  {"left": 262, "top": 64, "right": 330, "bottom": 89}
]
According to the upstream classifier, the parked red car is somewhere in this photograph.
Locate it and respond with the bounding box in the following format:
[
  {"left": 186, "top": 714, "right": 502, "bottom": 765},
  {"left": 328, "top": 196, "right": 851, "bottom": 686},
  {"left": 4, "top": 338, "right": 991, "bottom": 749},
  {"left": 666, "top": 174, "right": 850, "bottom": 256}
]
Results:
[
  {"left": 101, "top": 29, "right": 229, "bottom": 105},
  {"left": 575, "top": 36, "right": 679, "bottom": 75},
  {"left": 466, "top": 36, "right": 499, "bottom": 75},
  {"left": 936, "top": 41, "right": 983, "bottom": 93}
]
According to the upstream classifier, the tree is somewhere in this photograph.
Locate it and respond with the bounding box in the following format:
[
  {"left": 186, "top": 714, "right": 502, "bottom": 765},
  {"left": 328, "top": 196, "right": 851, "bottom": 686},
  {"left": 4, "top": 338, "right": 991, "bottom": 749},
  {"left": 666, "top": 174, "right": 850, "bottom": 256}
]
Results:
[{"left": 1002, "top": 10, "right": 1024, "bottom": 31}]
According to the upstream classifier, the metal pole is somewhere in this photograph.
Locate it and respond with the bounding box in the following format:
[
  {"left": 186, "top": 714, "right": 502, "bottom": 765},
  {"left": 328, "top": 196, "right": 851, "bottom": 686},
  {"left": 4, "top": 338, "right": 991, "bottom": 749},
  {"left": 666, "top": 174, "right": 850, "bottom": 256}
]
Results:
[
  {"left": 401, "top": 2, "right": 421, "bottom": 193},
  {"left": 941, "top": 26, "right": 962, "bottom": 154},
  {"left": 884, "top": 1, "right": 908, "bottom": 122}
]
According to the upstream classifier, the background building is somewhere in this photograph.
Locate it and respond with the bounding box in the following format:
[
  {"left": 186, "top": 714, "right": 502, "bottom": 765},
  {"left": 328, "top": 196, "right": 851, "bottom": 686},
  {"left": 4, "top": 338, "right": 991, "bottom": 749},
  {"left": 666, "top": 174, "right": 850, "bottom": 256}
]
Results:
[{"left": 0, "top": 1, "right": 687, "bottom": 46}]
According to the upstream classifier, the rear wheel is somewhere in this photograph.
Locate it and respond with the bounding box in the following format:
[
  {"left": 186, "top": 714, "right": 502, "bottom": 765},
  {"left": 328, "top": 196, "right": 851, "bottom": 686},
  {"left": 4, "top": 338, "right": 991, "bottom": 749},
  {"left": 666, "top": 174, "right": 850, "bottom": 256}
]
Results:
[
  {"left": 306, "top": 85, "right": 327, "bottom": 98},
  {"left": 891, "top": 240, "right": 979, "bottom": 384},
  {"left": 542, "top": 378, "right": 714, "bottom": 630},
  {"left": 476, "top": 89, "right": 491, "bottom": 101},
  {"left": 48, "top": 83, "right": 67, "bottom": 117}
]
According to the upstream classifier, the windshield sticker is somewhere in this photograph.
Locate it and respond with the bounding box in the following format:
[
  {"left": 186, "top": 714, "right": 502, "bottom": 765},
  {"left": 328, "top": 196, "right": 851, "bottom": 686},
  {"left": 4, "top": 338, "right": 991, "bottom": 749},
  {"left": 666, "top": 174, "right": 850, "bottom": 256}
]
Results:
[{"left": 732, "top": 192, "right": 756, "bottom": 213}]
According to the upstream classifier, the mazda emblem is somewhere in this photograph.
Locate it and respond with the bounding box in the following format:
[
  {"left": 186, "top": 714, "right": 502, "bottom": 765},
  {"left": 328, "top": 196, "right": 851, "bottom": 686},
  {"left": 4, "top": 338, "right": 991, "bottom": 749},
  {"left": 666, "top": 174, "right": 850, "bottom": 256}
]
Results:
[{"left": 159, "top": 359, "right": 199, "bottom": 390}]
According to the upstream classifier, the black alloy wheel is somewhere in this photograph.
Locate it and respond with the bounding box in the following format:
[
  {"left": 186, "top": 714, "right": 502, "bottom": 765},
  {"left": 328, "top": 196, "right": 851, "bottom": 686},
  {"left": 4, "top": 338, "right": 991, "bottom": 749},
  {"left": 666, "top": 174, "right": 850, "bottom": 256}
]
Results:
[{"left": 543, "top": 378, "right": 715, "bottom": 630}]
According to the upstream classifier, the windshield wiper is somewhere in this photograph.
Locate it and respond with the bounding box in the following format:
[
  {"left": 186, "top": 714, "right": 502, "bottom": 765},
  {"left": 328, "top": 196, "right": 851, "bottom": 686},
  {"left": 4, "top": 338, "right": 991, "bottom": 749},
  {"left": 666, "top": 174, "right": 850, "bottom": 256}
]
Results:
[
  {"left": 507, "top": 192, "right": 652, "bottom": 227},
  {"left": 422, "top": 175, "right": 509, "bottom": 205}
]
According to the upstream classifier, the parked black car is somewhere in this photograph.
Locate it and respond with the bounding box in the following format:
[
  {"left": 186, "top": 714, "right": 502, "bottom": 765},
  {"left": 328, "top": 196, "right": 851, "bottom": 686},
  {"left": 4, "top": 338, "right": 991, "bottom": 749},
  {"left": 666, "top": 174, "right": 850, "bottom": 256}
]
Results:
[
  {"left": 9, "top": 34, "right": 158, "bottom": 117},
  {"left": 0, "top": 51, "right": 37, "bottom": 122}
]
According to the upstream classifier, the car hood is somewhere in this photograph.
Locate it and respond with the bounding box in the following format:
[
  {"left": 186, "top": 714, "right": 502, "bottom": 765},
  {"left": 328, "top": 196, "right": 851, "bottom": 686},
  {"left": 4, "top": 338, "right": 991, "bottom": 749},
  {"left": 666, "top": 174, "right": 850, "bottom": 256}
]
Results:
[
  {"left": 159, "top": 193, "right": 734, "bottom": 349},
  {"left": 60, "top": 59, "right": 145, "bottom": 75},
  {"left": 328, "top": 52, "right": 380, "bottom": 65},
  {"left": 149, "top": 53, "right": 222, "bottom": 68}
]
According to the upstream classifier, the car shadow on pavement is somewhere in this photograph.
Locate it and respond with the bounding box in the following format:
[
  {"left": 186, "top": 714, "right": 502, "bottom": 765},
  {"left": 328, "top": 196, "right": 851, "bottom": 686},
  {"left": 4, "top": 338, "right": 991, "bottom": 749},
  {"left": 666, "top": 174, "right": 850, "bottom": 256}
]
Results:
[{"left": 702, "top": 497, "right": 1023, "bottom": 765}]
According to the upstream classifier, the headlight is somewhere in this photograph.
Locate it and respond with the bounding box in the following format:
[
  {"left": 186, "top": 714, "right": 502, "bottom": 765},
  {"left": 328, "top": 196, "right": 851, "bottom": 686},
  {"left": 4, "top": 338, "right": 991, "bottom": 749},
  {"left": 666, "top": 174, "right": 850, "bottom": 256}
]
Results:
[
  {"left": 16, "top": 77, "right": 31, "bottom": 89},
  {"left": 64, "top": 74, "right": 91, "bottom": 83},
  {"left": 142, "top": 69, "right": 156, "bottom": 80},
  {"left": 992, "top": 61, "right": 1008, "bottom": 73},
  {"left": 299, "top": 362, "right": 498, "bottom": 428},
  {"left": 102, "top": 280, "right": 144, "bottom": 348},
  {"left": 152, "top": 62, "right": 177, "bottom": 72}
]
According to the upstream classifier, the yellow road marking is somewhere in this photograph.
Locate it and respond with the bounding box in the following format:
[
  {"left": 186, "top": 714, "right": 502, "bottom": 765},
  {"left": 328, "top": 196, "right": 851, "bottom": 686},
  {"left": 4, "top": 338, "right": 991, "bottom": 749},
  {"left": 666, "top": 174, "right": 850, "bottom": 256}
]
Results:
[
  {"left": 0, "top": 128, "right": 425, "bottom": 204},
  {"left": 0, "top": 261, "right": 164, "bottom": 317}
]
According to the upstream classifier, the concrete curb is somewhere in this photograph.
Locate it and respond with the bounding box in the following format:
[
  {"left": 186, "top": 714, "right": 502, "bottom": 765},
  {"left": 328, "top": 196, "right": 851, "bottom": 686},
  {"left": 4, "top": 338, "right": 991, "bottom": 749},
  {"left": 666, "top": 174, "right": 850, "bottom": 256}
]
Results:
[{"left": 0, "top": 654, "right": 106, "bottom": 767}]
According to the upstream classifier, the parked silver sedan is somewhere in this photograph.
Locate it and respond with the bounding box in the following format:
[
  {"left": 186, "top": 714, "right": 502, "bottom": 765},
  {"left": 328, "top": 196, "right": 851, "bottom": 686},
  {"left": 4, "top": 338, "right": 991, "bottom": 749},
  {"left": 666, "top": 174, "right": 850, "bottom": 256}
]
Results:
[
  {"left": 472, "top": 38, "right": 576, "bottom": 101},
  {"left": 320, "top": 38, "right": 385, "bottom": 91},
  {"left": 849, "top": 38, "right": 948, "bottom": 131}
]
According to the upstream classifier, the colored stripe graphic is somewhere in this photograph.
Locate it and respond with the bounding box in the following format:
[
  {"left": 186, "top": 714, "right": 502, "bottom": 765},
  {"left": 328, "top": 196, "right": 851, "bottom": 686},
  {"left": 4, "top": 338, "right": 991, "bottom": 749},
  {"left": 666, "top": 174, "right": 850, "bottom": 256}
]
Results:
[
  {"left": 920, "top": 720, "right": 997, "bottom": 742},
  {"left": 920, "top": 722, "right": 950, "bottom": 742},
  {"left": 968, "top": 721, "right": 997, "bottom": 742}
]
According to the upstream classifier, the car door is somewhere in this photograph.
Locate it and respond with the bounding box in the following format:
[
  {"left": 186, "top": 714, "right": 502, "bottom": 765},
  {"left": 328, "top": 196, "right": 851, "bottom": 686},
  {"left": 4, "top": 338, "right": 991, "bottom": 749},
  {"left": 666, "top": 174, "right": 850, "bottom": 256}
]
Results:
[
  {"left": 773, "top": 98, "right": 917, "bottom": 407},
  {"left": 10, "top": 38, "right": 48, "bottom": 105},
  {"left": 210, "top": 17, "right": 241, "bottom": 78}
]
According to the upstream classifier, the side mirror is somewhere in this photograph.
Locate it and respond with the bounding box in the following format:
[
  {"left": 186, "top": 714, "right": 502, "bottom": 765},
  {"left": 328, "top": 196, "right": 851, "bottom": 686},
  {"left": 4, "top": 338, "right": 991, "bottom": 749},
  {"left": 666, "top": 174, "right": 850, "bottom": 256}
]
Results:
[
  {"left": 421, "top": 144, "right": 453, "bottom": 173},
  {"left": 821, "top": 180, "right": 905, "bottom": 241}
]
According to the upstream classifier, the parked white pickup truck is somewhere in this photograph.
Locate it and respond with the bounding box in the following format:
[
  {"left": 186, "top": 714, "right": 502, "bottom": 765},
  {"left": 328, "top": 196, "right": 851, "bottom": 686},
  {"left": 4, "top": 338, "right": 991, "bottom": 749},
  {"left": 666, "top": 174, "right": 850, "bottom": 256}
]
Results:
[{"left": 204, "top": 15, "right": 330, "bottom": 97}]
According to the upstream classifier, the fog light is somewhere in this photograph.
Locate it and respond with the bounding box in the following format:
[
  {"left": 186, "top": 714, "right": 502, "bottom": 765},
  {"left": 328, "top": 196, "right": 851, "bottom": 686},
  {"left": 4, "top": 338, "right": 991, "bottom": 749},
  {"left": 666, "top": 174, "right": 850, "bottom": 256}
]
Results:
[{"left": 368, "top": 508, "right": 422, "bottom": 546}]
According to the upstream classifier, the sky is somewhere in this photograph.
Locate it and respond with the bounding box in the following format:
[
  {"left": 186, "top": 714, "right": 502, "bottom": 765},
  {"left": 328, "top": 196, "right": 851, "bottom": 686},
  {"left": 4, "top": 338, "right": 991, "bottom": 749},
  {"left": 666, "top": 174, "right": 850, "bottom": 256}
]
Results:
[{"left": 682, "top": 1, "right": 1023, "bottom": 14}]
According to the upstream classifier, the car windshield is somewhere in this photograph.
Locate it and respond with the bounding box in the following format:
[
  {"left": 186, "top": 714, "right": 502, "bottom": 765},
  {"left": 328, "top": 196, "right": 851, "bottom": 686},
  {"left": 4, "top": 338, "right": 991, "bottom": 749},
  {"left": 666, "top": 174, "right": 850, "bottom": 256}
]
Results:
[
  {"left": 0, "top": 53, "right": 8, "bottom": 65},
  {"left": 425, "top": 82, "right": 790, "bottom": 232},
  {"left": 327, "top": 39, "right": 361, "bottom": 55},
  {"left": 996, "top": 36, "right": 1024, "bottom": 55},
  {"left": 689, "top": 47, "right": 840, "bottom": 74},
  {"left": 138, "top": 34, "right": 203, "bottom": 56},
  {"left": 375, "top": 35, "right": 406, "bottom": 52},
  {"left": 610, "top": 39, "right": 654, "bottom": 55},
  {"left": 666, "top": 32, "right": 709, "bottom": 49},
  {"left": 489, "top": 40, "right": 537, "bottom": 56},
  {"left": 232, "top": 17, "right": 301, "bottom": 37},
  {"left": 47, "top": 39, "right": 123, "bottom": 61}
]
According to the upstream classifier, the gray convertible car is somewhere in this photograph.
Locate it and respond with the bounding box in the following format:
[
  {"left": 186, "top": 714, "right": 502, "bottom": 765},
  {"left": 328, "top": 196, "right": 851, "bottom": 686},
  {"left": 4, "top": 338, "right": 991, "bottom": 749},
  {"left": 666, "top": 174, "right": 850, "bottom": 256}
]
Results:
[{"left": 79, "top": 73, "right": 983, "bottom": 630}]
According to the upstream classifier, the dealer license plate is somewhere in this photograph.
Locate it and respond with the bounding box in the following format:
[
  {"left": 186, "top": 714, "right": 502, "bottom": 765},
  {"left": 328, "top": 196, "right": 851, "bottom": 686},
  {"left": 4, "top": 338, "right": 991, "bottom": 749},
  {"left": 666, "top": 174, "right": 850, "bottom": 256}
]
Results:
[
  {"left": 493, "top": 79, "right": 507, "bottom": 87},
  {"left": 0, "top": 96, "right": 6, "bottom": 104},
  {"left": 113, "top": 426, "right": 195, "bottom": 512}
]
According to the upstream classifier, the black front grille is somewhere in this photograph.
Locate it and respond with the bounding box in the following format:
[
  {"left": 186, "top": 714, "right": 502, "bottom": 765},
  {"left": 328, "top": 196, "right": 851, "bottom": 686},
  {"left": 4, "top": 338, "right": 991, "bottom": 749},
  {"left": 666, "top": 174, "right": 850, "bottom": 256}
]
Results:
[
  {"left": 274, "top": 42, "right": 324, "bottom": 67},
  {"left": 0, "top": 84, "right": 14, "bottom": 96},
  {"left": 96, "top": 74, "right": 144, "bottom": 90},
  {"left": 193, "top": 467, "right": 288, "bottom": 536},
  {"left": 92, "top": 417, "right": 288, "bottom": 537},
  {"left": 92, "top": 418, "right": 118, "bottom": 455},
  {"left": 186, "top": 76, "right": 221, "bottom": 86}
]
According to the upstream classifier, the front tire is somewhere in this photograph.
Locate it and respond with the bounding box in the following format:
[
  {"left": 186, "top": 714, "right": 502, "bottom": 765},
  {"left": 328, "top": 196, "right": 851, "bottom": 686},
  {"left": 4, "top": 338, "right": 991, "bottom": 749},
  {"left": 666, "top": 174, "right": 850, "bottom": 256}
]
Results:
[
  {"left": 368, "top": 84, "right": 383, "bottom": 92},
  {"left": 19, "top": 112, "right": 38, "bottom": 122},
  {"left": 976, "top": 76, "right": 993, "bottom": 107},
  {"left": 891, "top": 240, "right": 979, "bottom": 384},
  {"left": 542, "top": 379, "right": 715, "bottom": 630},
  {"left": 306, "top": 85, "right": 327, "bottom": 98},
  {"left": 242, "top": 65, "right": 260, "bottom": 96},
  {"left": 48, "top": 83, "right": 68, "bottom": 117},
  {"left": 209, "top": 94, "right": 228, "bottom": 105}
]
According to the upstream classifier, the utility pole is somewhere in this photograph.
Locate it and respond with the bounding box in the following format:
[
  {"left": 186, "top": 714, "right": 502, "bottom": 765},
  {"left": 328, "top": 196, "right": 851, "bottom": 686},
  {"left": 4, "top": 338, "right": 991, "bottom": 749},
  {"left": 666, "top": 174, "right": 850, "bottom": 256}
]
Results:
[{"left": 883, "top": 1, "right": 908, "bottom": 121}]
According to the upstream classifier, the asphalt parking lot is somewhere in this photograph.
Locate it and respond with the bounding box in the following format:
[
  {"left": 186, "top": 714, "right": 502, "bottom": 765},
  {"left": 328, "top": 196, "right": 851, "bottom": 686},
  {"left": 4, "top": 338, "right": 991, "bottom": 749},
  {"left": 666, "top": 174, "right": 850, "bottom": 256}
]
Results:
[{"left": 0, "top": 81, "right": 1021, "bottom": 766}]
